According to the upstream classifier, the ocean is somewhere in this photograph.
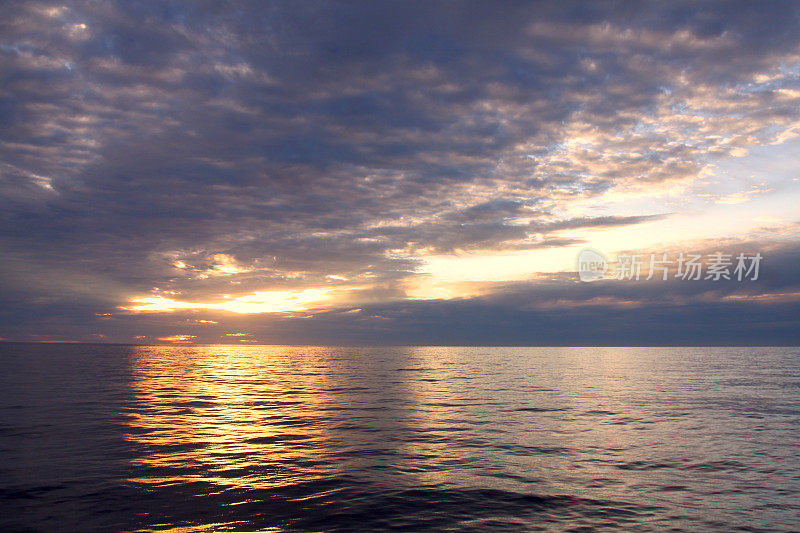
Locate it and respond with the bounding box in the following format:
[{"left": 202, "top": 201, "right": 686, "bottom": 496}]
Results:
[{"left": 1, "top": 344, "right": 798, "bottom": 531}]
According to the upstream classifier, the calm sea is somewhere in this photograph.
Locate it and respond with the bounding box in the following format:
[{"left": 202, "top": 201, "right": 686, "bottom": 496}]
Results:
[{"left": 1, "top": 344, "right": 799, "bottom": 531}]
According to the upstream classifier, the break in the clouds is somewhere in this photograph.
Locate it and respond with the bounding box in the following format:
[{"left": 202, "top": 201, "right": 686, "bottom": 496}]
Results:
[{"left": 1, "top": 1, "right": 799, "bottom": 344}]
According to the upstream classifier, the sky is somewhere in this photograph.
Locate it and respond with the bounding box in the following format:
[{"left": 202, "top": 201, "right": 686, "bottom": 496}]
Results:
[{"left": 1, "top": 1, "right": 799, "bottom": 345}]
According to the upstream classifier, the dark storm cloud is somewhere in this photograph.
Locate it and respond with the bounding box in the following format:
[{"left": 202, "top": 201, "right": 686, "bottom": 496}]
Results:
[{"left": 1, "top": 1, "right": 800, "bottom": 342}]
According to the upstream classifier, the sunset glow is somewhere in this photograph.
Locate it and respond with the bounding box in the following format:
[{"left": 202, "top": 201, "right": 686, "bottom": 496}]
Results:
[
  {"left": 0, "top": 1, "right": 797, "bottom": 345},
  {"left": 2, "top": 3, "right": 800, "bottom": 531},
  {"left": 124, "top": 288, "right": 336, "bottom": 314}
]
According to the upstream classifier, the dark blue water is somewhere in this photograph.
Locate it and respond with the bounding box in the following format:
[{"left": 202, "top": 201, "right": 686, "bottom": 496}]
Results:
[{"left": 1, "top": 344, "right": 799, "bottom": 531}]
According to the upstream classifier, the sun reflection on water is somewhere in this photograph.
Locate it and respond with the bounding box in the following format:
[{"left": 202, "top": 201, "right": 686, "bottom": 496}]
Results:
[
  {"left": 125, "top": 345, "right": 334, "bottom": 492},
  {"left": 109, "top": 346, "right": 800, "bottom": 531}
]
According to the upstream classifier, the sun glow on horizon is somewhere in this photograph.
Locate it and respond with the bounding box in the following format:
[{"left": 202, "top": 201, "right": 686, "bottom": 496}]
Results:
[
  {"left": 123, "top": 287, "right": 335, "bottom": 314},
  {"left": 157, "top": 334, "right": 197, "bottom": 343}
]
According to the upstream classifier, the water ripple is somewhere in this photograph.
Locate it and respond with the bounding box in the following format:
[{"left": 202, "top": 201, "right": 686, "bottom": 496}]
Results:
[{"left": 1, "top": 344, "right": 799, "bottom": 531}]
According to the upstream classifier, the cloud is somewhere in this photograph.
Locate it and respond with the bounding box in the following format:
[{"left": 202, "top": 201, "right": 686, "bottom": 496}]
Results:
[
  {"left": 714, "top": 185, "right": 773, "bottom": 205},
  {"left": 1, "top": 1, "right": 799, "bottom": 343},
  {"left": 529, "top": 215, "right": 668, "bottom": 233}
]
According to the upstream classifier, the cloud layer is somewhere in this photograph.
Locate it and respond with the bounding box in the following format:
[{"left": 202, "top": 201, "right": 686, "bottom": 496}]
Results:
[{"left": 1, "top": 1, "right": 799, "bottom": 343}]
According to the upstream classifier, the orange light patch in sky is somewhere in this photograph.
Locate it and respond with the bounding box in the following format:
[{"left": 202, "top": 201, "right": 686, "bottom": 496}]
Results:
[
  {"left": 157, "top": 334, "right": 197, "bottom": 342},
  {"left": 124, "top": 288, "right": 334, "bottom": 314}
]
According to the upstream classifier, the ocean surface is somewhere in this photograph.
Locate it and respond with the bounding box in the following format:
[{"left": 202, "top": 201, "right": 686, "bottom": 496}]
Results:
[{"left": 0, "top": 344, "right": 799, "bottom": 532}]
